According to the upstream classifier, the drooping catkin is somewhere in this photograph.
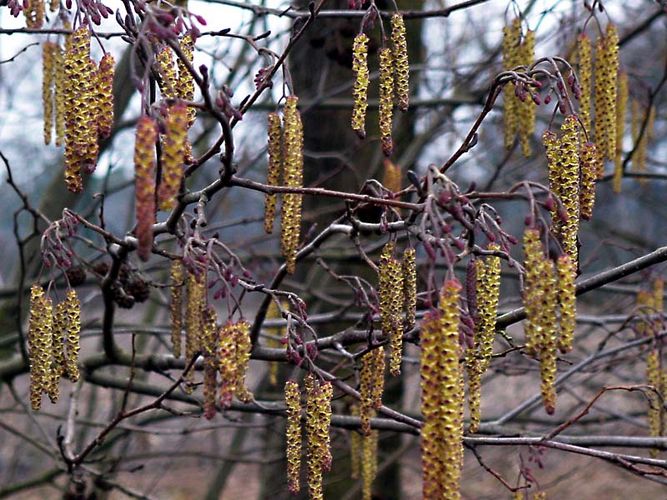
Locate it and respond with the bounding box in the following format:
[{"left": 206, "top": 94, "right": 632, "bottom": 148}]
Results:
[
  {"left": 184, "top": 271, "right": 205, "bottom": 391},
  {"left": 612, "top": 71, "right": 628, "bottom": 193},
  {"left": 97, "top": 53, "right": 115, "bottom": 140},
  {"left": 420, "top": 280, "right": 464, "bottom": 500},
  {"left": 502, "top": 18, "right": 522, "bottom": 149},
  {"left": 522, "top": 228, "right": 544, "bottom": 356},
  {"left": 517, "top": 30, "right": 536, "bottom": 157},
  {"left": 556, "top": 255, "right": 576, "bottom": 353},
  {"left": 359, "top": 346, "right": 385, "bottom": 435},
  {"left": 63, "top": 289, "right": 81, "bottom": 382},
  {"left": 156, "top": 47, "right": 177, "bottom": 99},
  {"left": 285, "top": 380, "right": 302, "bottom": 494},
  {"left": 351, "top": 33, "right": 370, "bottom": 138},
  {"left": 378, "top": 243, "right": 404, "bottom": 375},
  {"left": 201, "top": 307, "right": 218, "bottom": 420},
  {"left": 647, "top": 349, "right": 663, "bottom": 457},
  {"left": 579, "top": 141, "right": 602, "bottom": 220},
  {"left": 169, "top": 260, "right": 184, "bottom": 358},
  {"left": 402, "top": 247, "right": 417, "bottom": 331},
  {"left": 467, "top": 246, "right": 501, "bottom": 432},
  {"left": 24, "top": 0, "right": 45, "bottom": 29},
  {"left": 383, "top": 158, "right": 402, "bottom": 194},
  {"left": 42, "top": 42, "right": 58, "bottom": 145},
  {"left": 55, "top": 43, "right": 66, "bottom": 147},
  {"left": 577, "top": 34, "right": 592, "bottom": 137},
  {"left": 632, "top": 101, "right": 655, "bottom": 183},
  {"left": 134, "top": 116, "right": 158, "bottom": 262},
  {"left": 176, "top": 33, "right": 195, "bottom": 123},
  {"left": 593, "top": 24, "right": 619, "bottom": 160},
  {"left": 265, "top": 300, "right": 286, "bottom": 385},
  {"left": 361, "top": 430, "right": 379, "bottom": 500},
  {"left": 378, "top": 48, "right": 394, "bottom": 157},
  {"left": 280, "top": 96, "right": 304, "bottom": 274},
  {"left": 350, "top": 406, "right": 362, "bottom": 479},
  {"left": 51, "top": 301, "right": 67, "bottom": 383},
  {"left": 305, "top": 375, "right": 333, "bottom": 500},
  {"left": 264, "top": 112, "right": 283, "bottom": 234},
  {"left": 158, "top": 103, "right": 188, "bottom": 211},
  {"left": 232, "top": 320, "right": 253, "bottom": 402},
  {"left": 391, "top": 13, "right": 409, "bottom": 112},
  {"left": 218, "top": 322, "right": 237, "bottom": 408},
  {"left": 28, "top": 285, "right": 53, "bottom": 410}
]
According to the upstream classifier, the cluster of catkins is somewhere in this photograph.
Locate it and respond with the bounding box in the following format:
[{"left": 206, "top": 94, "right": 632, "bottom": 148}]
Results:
[
  {"left": 263, "top": 96, "right": 305, "bottom": 274},
  {"left": 351, "top": 14, "right": 410, "bottom": 157},
  {"left": 502, "top": 18, "right": 536, "bottom": 157},
  {"left": 376, "top": 243, "right": 417, "bottom": 377},
  {"left": 522, "top": 229, "right": 576, "bottom": 415},
  {"left": 466, "top": 245, "right": 502, "bottom": 433},
  {"left": 27, "top": 285, "right": 81, "bottom": 411},
  {"left": 284, "top": 375, "right": 333, "bottom": 499},
  {"left": 42, "top": 26, "right": 115, "bottom": 192},
  {"left": 169, "top": 261, "right": 253, "bottom": 415},
  {"left": 637, "top": 279, "right": 666, "bottom": 457},
  {"left": 419, "top": 279, "right": 465, "bottom": 499}
]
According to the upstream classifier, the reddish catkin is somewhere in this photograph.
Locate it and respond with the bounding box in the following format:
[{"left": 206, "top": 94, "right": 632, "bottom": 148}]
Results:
[
  {"left": 280, "top": 96, "right": 304, "bottom": 274},
  {"left": 42, "top": 42, "right": 58, "bottom": 145},
  {"left": 391, "top": 13, "right": 409, "bottom": 112},
  {"left": 579, "top": 141, "right": 602, "bottom": 220},
  {"left": 169, "top": 260, "right": 184, "bottom": 358},
  {"left": 612, "top": 72, "right": 628, "bottom": 193},
  {"left": 285, "top": 380, "right": 302, "bottom": 494},
  {"left": 158, "top": 103, "right": 188, "bottom": 211},
  {"left": 556, "top": 255, "right": 576, "bottom": 353},
  {"left": 133, "top": 116, "right": 158, "bottom": 262},
  {"left": 351, "top": 33, "right": 370, "bottom": 138},
  {"left": 577, "top": 34, "right": 593, "bottom": 137},
  {"left": 378, "top": 47, "right": 395, "bottom": 157},
  {"left": 502, "top": 18, "right": 522, "bottom": 149},
  {"left": 264, "top": 112, "right": 283, "bottom": 234},
  {"left": 96, "top": 53, "right": 115, "bottom": 140},
  {"left": 593, "top": 24, "right": 619, "bottom": 160}
]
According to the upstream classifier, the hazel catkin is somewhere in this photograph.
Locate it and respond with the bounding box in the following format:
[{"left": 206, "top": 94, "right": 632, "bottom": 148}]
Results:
[
  {"left": 42, "top": 42, "right": 58, "bottom": 145},
  {"left": 391, "top": 13, "right": 409, "bottom": 112},
  {"left": 169, "top": 260, "right": 184, "bottom": 358},
  {"left": 359, "top": 346, "right": 385, "bottom": 435},
  {"left": 579, "top": 141, "right": 602, "bottom": 220},
  {"left": 378, "top": 48, "right": 394, "bottom": 157},
  {"left": 351, "top": 33, "right": 370, "bottom": 139},
  {"left": 577, "top": 34, "right": 592, "bottom": 137},
  {"left": 593, "top": 24, "right": 619, "bottom": 160},
  {"left": 134, "top": 116, "right": 158, "bottom": 262},
  {"left": 264, "top": 112, "right": 282, "bottom": 234},
  {"left": 285, "top": 380, "right": 302, "bottom": 494},
  {"left": 96, "top": 53, "right": 115, "bottom": 140},
  {"left": 158, "top": 103, "right": 188, "bottom": 211}
]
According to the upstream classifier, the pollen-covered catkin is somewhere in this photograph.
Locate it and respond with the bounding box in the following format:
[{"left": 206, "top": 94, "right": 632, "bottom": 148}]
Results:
[
  {"left": 217, "top": 322, "right": 237, "bottom": 408},
  {"left": 361, "top": 430, "right": 379, "bottom": 500},
  {"left": 522, "top": 228, "right": 545, "bottom": 356},
  {"left": 156, "top": 47, "right": 177, "bottom": 99},
  {"left": 558, "top": 116, "right": 581, "bottom": 261},
  {"left": 391, "top": 14, "right": 409, "bottom": 112},
  {"left": 280, "top": 96, "right": 304, "bottom": 274},
  {"left": 285, "top": 380, "right": 302, "bottom": 494},
  {"left": 169, "top": 260, "right": 184, "bottom": 358},
  {"left": 577, "top": 34, "right": 592, "bottom": 136},
  {"left": 647, "top": 349, "right": 663, "bottom": 457},
  {"left": 184, "top": 271, "right": 205, "bottom": 391},
  {"left": 612, "top": 72, "right": 628, "bottom": 193},
  {"left": 579, "top": 141, "right": 602, "bottom": 220},
  {"left": 359, "top": 346, "right": 385, "bottom": 435},
  {"left": 556, "top": 255, "right": 576, "bottom": 353},
  {"left": 55, "top": 43, "right": 66, "bottom": 147},
  {"left": 176, "top": 33, "right": 195, "bottom": 123},
  {"left": 52, "top": 301, "right": 67, "bottom": 382},
  {"left": 158, "top": 103, "right": 188, "bottom": 211},
  {"left": 351, "top": 33, "right": 370, "bottom": 138},
  {"left": 402, "top": 248, "right": 417, "bottom": 331},
  {"left": 502, "top": 18, "right": 522, "bottom": 149},
  {"left": 134, "top": 116, "right": 158, "bottom": 262},
  {"left": 63, "top": 289, "right": 81, "bottom": 382},
  {"left": 202, "top": 307, "right": 218, "bottom": 420},
  {"left": 420, "top": 280, "right": 464, "bottom": 499},
  {"left": 232, "top": 320, "right": 253, "bottom": 402},
  {"left": 28, "top": 285, "right": 54, "bottom": 410},
  {"left": 594, "top": 24, "right": 619, "bottom": 160},
  {"left": 379, "top": 243, "right": 404, "bottom": 375},
  {"left": 378, "top": 48, "right": 394, "bottom": 157},
  {"left": 43, "top": 42, "right": 57, "bottom": 145},
  {"left": 305, "top": 375, "right": 333, "bottom": 500},
  {"left": 517, "top": 30, "right": 536, "bottom": 157},
  {"left": 264, "top": 113, "right": 282, "bottom": 234},
  {"left": 97, "top": 53, "right": 115, "bottom": 140}
]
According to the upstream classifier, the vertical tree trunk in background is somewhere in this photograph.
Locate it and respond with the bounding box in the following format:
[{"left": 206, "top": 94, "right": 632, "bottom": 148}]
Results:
[{"left": 285, "top": 2, "right": 424, "bottom": 497}]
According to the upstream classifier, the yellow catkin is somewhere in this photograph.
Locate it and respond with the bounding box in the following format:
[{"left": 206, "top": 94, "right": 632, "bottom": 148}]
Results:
[
  {"left": 579, "top": 142, "right": 602, "bottom": 220},
  {"left": 218, "top": 322, "right": 237, "bottom": 408},
  {"left": 537, "top": 258, "right": 559, "bottom": 415},
  {"left": 361, "top": 430, "right": 379, "bottom": 500},
  {"left": 63, "top": 26, "right": 93, "bottom": 192},
  {"left": 265, "top": 300, "right": 286, "bottom": 385},
  {"left": 351, "top": 33, "right": 370, "bottom": 138},
  {"left": 285, "top": 380, "right": 302, "bottom": 494},
  {"left": 55, "top": 42, "right": 66, "bottom": 147},
  {"left": 523, "top": 228, "right": 544, "bottom": 356},
  {"left": 158, "top": 103, "right": 188, "bottom": 210},
  {"left": 378, "top": 47, "right": 394, "bottom": 157},
  {"left": 502, "top": 18, "right": 522, "bottom": 149},
  {"left": 232, "top": 320, "right": 253, "bottom": 402},
  {"left": 28, "top": 285, "right": 54, "bottom": 410},
  {"left": 402, "top": 248, "right": 417, "bottom": 331},
  {"left": 517, "top": 30, "right": 536, "bottom": 157},
  {"left": 42, "top": 42, "right": 57, "bottom": 145},
  {"left": 391, "top": 13, "right": 409, "bottom": 112},
  {"left": 305, "top": 375, "right": 333, "bottom": 500},
  {"left": 97, "top": 53, "right": 115, "bottom": 140},
  {"left": 184, "top": 271, "right": 204, "bottom": 391},
  {"left": 594, "top": 24, "right": 619, "bottom": 160},
  {"left": 382, "top": 158, "right": 402, "bottom": 194},
  {"left": 612, "top": 72, "right": 628, "bottom": 192},
  {"left": 378, "top": 243, "right": 404, "bottom": 375},
  {"left": 577, "top": 34, "right": 592, "bottom": 137},
  {"left": 556, "top": 255, "right": 576, "bottom": 353},
  {"left": 176, "top": 33, "right": 195, "bottom": 123},
  {"left": 156, "top": 47, "right": 177, "bottom": 99},
  {"left": 420, "top": 280, "right": 463, "bottom": 499},
  {"left": 169, "top": 260, "right": 184, "bottom": 358},
  {"left": 467, "top": 246, "right": 501, "bottom": 432},
  {"left": 359, "top": 346, "right": 385, "bottom": 435},
  {"left": 647, "top": 349, "right": 662, "bottom": 457},
  {"left": 52, "top": 301, "right": 67, "bottom": 382},
  {"left": 632, "top": 101, "right": 655, "bottom": 184},
  {"left": 280, "top": 96, "right": 304, "bottom": 274},
  {"left": 264, "top": 112, "right": 283, "bottom": 234},
  {"left": 63, "top": 289, "right": 81, "bottom": 382},
  {"left": 134, "top": 116, "right": 158, "bottom": 262}
]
